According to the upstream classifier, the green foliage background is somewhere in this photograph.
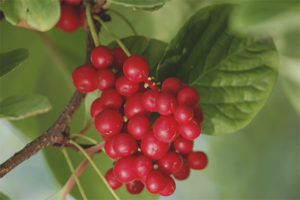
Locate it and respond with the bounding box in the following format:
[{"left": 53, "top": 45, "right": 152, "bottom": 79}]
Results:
[{"left": 0, "top": 0, "right": 299, "bottom": 199}]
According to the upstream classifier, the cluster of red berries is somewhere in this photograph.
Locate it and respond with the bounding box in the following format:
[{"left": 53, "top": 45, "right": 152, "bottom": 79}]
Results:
[
  {"left": 72, "top": 45, "right": 208, "bottom": 196},
  {"left": 56, "top": 0, "right": 85, "bottom": 32}
]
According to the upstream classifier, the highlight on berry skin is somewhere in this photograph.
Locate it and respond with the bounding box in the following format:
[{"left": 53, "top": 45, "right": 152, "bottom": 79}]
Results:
[{"left": 71, "top": 45, "right": 207, "bottom": 197}]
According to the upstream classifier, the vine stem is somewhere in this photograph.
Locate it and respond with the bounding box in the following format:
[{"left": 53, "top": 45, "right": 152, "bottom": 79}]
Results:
[
  {"left": 93, "top": 15, "right": 131, "bottom": 57},
  {"left": 62, "top": 148, "right": 88, "bottom": 200},
  {"left": 108, "top": 9, "right": 138, "bottom": 36},
  {"left": 86, "top": 3, "right": 100, "bottom": 46},
  {"left": 70, "top": 140, "right": 121, "bottom": 200},
  {"left": 71, "top": 133, "right": 98, "bottom": 144}
]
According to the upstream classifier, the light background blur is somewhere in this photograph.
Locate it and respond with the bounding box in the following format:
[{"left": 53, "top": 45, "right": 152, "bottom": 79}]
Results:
[{"left": 0, "top": 0, "right": 299, "bottom": 199}]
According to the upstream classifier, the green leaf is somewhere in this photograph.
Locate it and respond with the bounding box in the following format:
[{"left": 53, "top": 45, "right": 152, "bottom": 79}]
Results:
[
  {"left": 157, "top": 4, "right": 278, "bottom": 135},
  {"left": 0, "top": 49, "right": 29, "bottom": 78},
  {"left": 0, "top": 0, "right": 60, "bottom": 31},
  {"left": 108, "top": 35, "right": 168, "bottom": 76},
  {"left": 108, "top": 0, "right": 168, "bottom": 9},
  {"left": 0, "top": 192, "right": 11, "bottom": 200},
  {"left": 0, "top": 94, "right": 51, "bottom": 120},
  {"left": 230, "top": 0, "right": 300, "bottom": 35}
]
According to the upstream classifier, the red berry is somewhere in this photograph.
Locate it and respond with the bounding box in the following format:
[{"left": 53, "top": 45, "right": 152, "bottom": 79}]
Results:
[
  {"left": 179, "top": 120, "right": 201, "bottom": 140},
  {"left": 91, "top": 46, "right": 114, "bottom": 69},
  {"left": 124, "top": 93, "right": 146, "bottom": 119},
  {"left": 177, "top": 87, "right": 200, "bottom": 107},
  {"left": 78, "top": 6, "right": 85, "bottom": 26},
  {"left": 126, "top": 180, "right": 144, "bottom": 194},
  {"left": 145, "top": 170, "right": 166, "bottom": 194},
  {"left": 100, "top": 89, "right": 123, "bottom": 109},
  {"left": 134, "top": 155, "right": 153, "bottom": 178},
  {"left": 153, "top": 116, "right": 178, "bottom": 143},
  {"left": 141, "top": 132, "right": 170, "bottom": 160},
  {"left": 161, "top": 77, "right": 182, "bottom": 95},
  {"left": 95, "top": 69, "right": 115, "bottom": 91},
  {"left": 157, "top": 152, "right": 183, "bottom": 175},
  {"left": 64, "top": 0, "right": 82, "bottom": 5},
  {"left": 173, "top": 136, "right": 193, "bottom": 154},
  {"left": 127, "top": 115, "right": 150, "bottom": 139},
  {"left": 90, "top": 98, "right": 105, "bottom": 118},
  {"left": 142, "top": 90, "right": 159, "bottom": 112},
  {"left": 115, "top": 76, "right": 139, "bottom": 96},
  {"left": 57, "top": 5, "right": 80, "bottom": 32},
  {"left": 72, "top": 64, "right": 97, "bottom": 93},
  {"left": 157, "top": 93, "right": 177, "bottom": 115},
  {"left": 112, "top": 134, "right": 137, "bottom": 156},
  {"left": 194, "top": 107, "right": 204, "bottom": 124},
  {"left": 113, "top": 156, "right": 137, "bottom": 183},
  {"left": 123, "top": 54, "right": 149, "bottom": 82},
  {"left": 187, "top": 151, "right": 208, "bottom": 170},
  {"left": 173, "top": 164, "right": 190, "bottom": 180},
  {"left": 173, "top": 105, "right": 194, "bottom": 123},
  {"left": 104, "top": 136, "right": 119, "bottom": 159},
  {"left": 159, "top": 176, "right": 176, "bottom": 196},
  {"left": 105, "top": 168, "right": 122, "bottom": 190},
  {"left": 113, "top": 46, "right": 128, "bottom": 70},
  {"left": 94, "top": 109, "right": 123, "bottom": 137}
]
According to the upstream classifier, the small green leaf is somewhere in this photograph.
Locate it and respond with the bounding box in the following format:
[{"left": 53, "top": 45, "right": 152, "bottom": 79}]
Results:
[
  {"left": 0, "top": 49, "right": 29, "bottom": 78},
  {"left": 108, "top": 35, "right": 168, "bottom": 76},
  {"left": 0, "top": 192, "right": 11, "bottom": 200},
  {"left": 157, "top": 4, "right": 278, "bottom": 135},
  {"left": 0, "top": 0, "right": 60, "bottom": 31},
  {"left": 0, "top": 94, "right": 52, "bottom": 120},
  {"left": 108, "top": 0, "right": 168, "bottom": 9},
  {"left": 230, "top": 0, "right": 300, "bottom": 35}
]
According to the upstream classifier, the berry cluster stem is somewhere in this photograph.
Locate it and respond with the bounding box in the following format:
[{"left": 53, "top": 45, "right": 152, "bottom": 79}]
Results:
[{"left": 86, "top": 3, "right": 100, "bottom": 46}]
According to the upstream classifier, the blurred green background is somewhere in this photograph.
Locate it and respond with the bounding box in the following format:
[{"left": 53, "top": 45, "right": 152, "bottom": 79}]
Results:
[{"left": 0, "top": 0, "right": 299, "bottom": 199}]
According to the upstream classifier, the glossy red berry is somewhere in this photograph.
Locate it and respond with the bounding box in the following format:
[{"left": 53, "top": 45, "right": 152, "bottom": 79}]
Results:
[
  {"left": 134, "top": 155, "right": 153, "bottom": 178},
  {"left": 113, "top": 156, "right": 137, "bottom": 183},
  {"left": 127, "top": 115, "right": 150, "bottom": 139},
  {"left": 95, "top": 69, "right": 115, "bottom": 91},
  {"left": 173, "top": 164, "right": 190, "bottom": 180},
  {"left": 161, "top": 77, "right": 182, "bottom": 95},
  {"left": 187, "top": 151, "right": 208, "bottom": 170},
  {"left": 112, "top": 134, "right": 138, "bottom": 156},
  {"left": 173, "top": 105, "right": 194, "bottom": 123},
  {"left": 104, "top": 136, "right": 119, "bottom": 159},
  {"left": 173, "top": 136, "right": 193, "bottom": 154},
  {"left": 105, "top": 168, "right": 122, "bottom": 190},
  {"left": 142, "top": 90, "right": 159, "bottom": 112},
  {"left": 78, "top": 6, "right": 85, "bottom": 26},
  {"left": 141, "top": 132, "right": 170, "bottom": 160},
  {"left": 153, "top": 116, "right": 178, "bottom": 143},
  {"left": 64, "top": 0, "right": 82, "bottom": 5},
  {"left": 194, "top": 107, "right": 204, "bottom": 124},
  {"left": 177, "top": 87, "right": 200, "bottom": 107},
  {"left": 113, "top": 46, "right": 128, "bottom": 70},
  {"left": 72, "top": 64, "right": 97, "bottom": 93},
  {"left": 94, "top": 109, "right": 123, "bottom": 137},
  {"left": 145, "top": 170, "right": 166, "bottom": 194},
  {"left": 159, "top": 176, "right": 176, "bottom": 196},
  {"left": 126, "top": 180, "right": 144, "bottom": 194},
  {"left": 157, "top": 92, "right": 177, "bottom": 115},
  {"left": 100, "top": 89, "right": 123, "bottom": 109},
  {"left": 115, "top": 76, "right": 139, "bottom": 96},
  {"left": 179, "top": 120, "right": 201, "bottom": 141},
  {"left": 91, "top": 46, "right": 114, "bottom": 69},
  {"left": 57, "top": 5, "right": 80, "bottom": 32},
  {"left": 124, "top": 93, "right": 146, "bottom": 119},
  {"left": 90, "top": 98, "right": 105, "bottom": 118},
  {"left": 157, "top": 152, "right": 183, "bottom": 175},
  {"left": 123, "top": 54, "right": 149, "bottom": 82}
]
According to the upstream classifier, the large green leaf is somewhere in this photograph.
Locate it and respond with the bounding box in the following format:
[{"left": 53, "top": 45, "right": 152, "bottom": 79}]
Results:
[
  {"left": 0, "top": 94, "right": 51, "bottom": 120},
  {"left": 0, "top": 49, "right": 29, "bottom": 78},
  {"left": 0, "top": 192, "right": 11, "bottom": 200},
  {"left": 0, "top": 0, "right": 60, "bottom": 31},
  {"left": 108, "top": 0, "right": 168, "bottom": 9},
  {"left": 157, "top": 4, "right": 278, "bottom": 135},
  {"left": 230, "top": 0, "right": 300, "bottom": 35}
]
